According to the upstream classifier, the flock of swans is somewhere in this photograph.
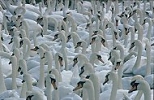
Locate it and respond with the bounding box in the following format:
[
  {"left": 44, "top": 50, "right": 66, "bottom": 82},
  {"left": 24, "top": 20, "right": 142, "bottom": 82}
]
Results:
[{"left": 0, "top": 0, "right": 153, "bottom": 100}]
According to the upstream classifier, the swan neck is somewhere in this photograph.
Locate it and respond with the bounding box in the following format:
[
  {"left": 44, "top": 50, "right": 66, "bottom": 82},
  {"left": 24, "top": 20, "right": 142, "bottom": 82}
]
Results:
[
  {"left": 146, "top": 42, "right": 151, "bottom": 75},
  {"left": 142, "top": 82, "right": 151, "bottom": 100},
  {"left": 11, "top": 56, "right": 17, "bottom": 90},
  {"left": 110, "top": 73, "right": 118, "bottom": 100},
  {"left": 85, "top": 84, "right": 95, "bottom": 100}
]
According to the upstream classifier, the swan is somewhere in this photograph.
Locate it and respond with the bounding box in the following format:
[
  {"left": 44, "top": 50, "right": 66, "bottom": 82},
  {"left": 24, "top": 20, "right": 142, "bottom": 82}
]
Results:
[
  {"left": 85, "top": 73, "right": 101, "bottom": 100},
  {"left": 101, "top": 71, "right": 128, "bottom": 100},
  {"left": 53, "top": 31, "right": 68, "bottom": 70},
  {"left": 142, "top": 17, "right": 152, "bottom": 42},
  {"left": 26, "top": 90, "right": 47, "bottom": 100},
  {"left": 44, "top": 73, "right": 58, "bottom": 100},
  {"left": 19, "top": 37, "right": 31, "bottom": 60},
  {"left": 75, "top": 40, "right": 87, "bottom": 54},
  {"left": 73, "top": 78, "right": 95, "bottom": 100},
  {"left": 132, "top": 39, "right": 154, "bottom": 76},
  {"left": 0, "top": 52, "right": 17, "bottom": 90},
  {"left": 128, "top": 75, "right": 152, "bottom": 100},
  {"left": 30, "top": 46, "right": 46, "bottom": 89},
  {"left": 123, "top": 40, "right": 147, "bottom": 74}
]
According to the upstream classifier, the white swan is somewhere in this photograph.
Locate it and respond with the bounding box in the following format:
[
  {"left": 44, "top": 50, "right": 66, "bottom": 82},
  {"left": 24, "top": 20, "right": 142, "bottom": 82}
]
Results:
[
  {"left": 73, "top": 79, "right": 95, "bottom": 100},
  {"left": 0, "top": 52, "right": 17, "bottom": 90},
  {"left": 101, "top": 71, "right": 128, "bottom": 100},
  {"left": 123, "top": 40, "right": 147, "bottom": 74},
  {"left": 128, "top": 75, "right": 152, "bottom": 100}
]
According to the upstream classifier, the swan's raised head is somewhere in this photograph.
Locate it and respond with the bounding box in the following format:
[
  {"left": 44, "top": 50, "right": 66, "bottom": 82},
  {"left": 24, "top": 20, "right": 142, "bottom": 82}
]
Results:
[
  {"left": 45, "top": 74, "right": 58, "bottom": 90},
  {"left": 73, "top": 81, "right": 85, "bottom": 91}
]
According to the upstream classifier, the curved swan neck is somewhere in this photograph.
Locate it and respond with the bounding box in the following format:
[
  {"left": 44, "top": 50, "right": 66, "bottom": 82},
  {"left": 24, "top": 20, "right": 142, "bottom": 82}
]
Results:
[
  {"left": 84, "top": 80, "right": 95, "bottom": 100},
  {"left": 133, "top": 40, "right": 142, "bottom": 69}
]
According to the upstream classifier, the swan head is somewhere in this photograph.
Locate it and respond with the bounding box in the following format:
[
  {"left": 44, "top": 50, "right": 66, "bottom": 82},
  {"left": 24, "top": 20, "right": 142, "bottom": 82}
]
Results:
[
  {"left": 55, "top": 52, "right": 64, "bottom": 67},
  {"left": 31, "top": 46, "right": 39, "bottom": 51},
  {"left": 75, "top": 41, "right": 82, "bottom": 48},
  {"left": 53, "top": 33, "right": 59, "bottom": 41},
  {"left": 45, "top": 74, "right": 58, "bottom": 90},
  {"left": 90, "top": 53, "right": 104, "bottom": 63},
  {"left": 36, "top": 16, "right": 43, "bottom": 24},
  {"left": 128, "top": 75, "right": 144, "bottom": 93},
  {"left": 90, "top": 35, "right": 97, "bottom": 44},
  {"left": 79, "top": 63, "right": 93, "bottom": 77},
  {"left": 103, "top": 71, "right": 116, "bottom": 85},
  {"left": 66, "top": 34, "right": 71, "bottom": 42},
  {"left": 73, "top": 80, "right": 85, "bottom": 91},
  {"left": 73, "top": 57, "right": 78, "bottom": 67}
]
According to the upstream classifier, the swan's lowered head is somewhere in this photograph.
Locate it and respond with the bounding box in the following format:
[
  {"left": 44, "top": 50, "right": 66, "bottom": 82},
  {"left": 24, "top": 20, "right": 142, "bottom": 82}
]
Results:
[
  {"left": 128, "top": 75, "right": 150, "bottom": 93},
  {"left": 73, "top": 54, "right": 88, "bottom": 67}
]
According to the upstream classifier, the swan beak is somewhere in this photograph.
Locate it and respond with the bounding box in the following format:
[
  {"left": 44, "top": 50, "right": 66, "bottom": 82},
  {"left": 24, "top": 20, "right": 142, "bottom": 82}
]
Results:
[
  {"left": 98, "top": 58, "right": 104, "bottom": 63},
  {"left": 128, "top": 83, "right": 138, "bottom": 93},
  {"left": 50, "top": 78, "right": 58, "bottom": 90},
  {"left": 51, "top": 82, "right": 58, "bottom": 90}
]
